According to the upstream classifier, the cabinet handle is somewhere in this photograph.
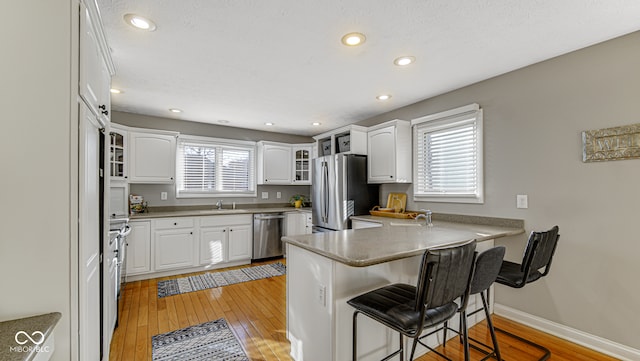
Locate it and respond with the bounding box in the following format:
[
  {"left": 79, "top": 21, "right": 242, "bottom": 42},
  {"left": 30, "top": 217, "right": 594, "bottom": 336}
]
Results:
[
  {"left": 99, "top": 104, "right": 106, "bottom": 110},
  {"left": 102, "top": 110, "right": 109, "bottom": 115}
]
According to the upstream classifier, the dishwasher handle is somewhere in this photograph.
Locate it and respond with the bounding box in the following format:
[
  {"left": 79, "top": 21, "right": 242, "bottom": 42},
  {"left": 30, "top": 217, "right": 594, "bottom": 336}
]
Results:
[{"left": 254, "top": 215, "right": 285, "bottom": 220}]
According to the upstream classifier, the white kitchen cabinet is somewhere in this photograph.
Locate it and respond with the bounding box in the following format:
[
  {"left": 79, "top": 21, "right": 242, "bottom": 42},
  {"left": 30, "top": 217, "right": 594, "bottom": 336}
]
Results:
[
  {"left": 258, "top": 142, "right": 293, "bottom": 184},
  {"left": 154, "top": 228, "right": 196, "bottom": 271},
  {"left": 79, "top": 2, "right": 111, "bottom": 124},
  {"left": 367, "top": 119, "right": 412, "bottom": 183},
  {"left": 200, "top": 215, "right": 253, "bottom": 265},
  {"left": 284, "top": 212, "right": 312, "bottom": 236},
  {"left": 227, "top": 224, "right": 252, "bottom": 261},
  {"left": 126, "top": 220, "right": 151, "bottom": 275},
  {"left": 313, "top": 125, "right": 368, "bottom": 157},
  {"left": 129, "top": 130, "right": 178, "bottom": 183},
  {"left": 258, "top": 141, "right": 314, "bottom": 185},
  {"left": 109, "top": 124, "right": 128, "bottom": 182},
  {"left": 292, "top": 145, "right": 312, "bottom": 185}
]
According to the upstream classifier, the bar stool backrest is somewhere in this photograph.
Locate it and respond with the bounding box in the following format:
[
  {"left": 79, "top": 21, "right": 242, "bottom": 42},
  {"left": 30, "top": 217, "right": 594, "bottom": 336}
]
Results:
[
  {"left": 414, "top": 240, "right": 476, "bottom": 329},
  {"left": 521, "top": 225, "right": 560, "bottom": 277}
]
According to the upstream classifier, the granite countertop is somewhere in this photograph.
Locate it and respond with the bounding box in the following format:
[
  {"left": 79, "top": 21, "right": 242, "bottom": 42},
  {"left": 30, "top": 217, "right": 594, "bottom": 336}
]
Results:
[
  {"left": 282, "top": 214, "right": 524, "bottom": 267},
  {"left": 0, "top": 312, "right": 60, "bottom": 361},
  {"left": 129, "top": 206, "right": 311, "bottom": 219}
]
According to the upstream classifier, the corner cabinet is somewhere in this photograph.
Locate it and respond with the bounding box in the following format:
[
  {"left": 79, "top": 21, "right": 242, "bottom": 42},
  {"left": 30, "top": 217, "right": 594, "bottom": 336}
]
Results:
[
  {"left": 257, "top": 141, "right": 314, "bottom": 185},
  {"left": 128, "top": 130, "right": 178, "bottom": 184},
  {"left": 313, "top": 125, "right": 368, "bottom": 157},
  {"left": 367, "top": 119, "right": 412, "bottom": 183}
]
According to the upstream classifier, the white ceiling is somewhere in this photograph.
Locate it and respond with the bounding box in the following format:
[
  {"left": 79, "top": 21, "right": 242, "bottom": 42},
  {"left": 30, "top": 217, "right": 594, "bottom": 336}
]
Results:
[{"left": 98, "top": 0, "right": 640, "bottom": 136}]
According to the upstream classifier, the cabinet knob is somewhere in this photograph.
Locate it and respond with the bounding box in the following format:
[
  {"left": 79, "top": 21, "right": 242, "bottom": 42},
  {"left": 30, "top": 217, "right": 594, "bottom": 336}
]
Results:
[
  {"left": 390, "top": 175, "right": 393, "bottom": 178},
  {"left": 230, "top": 229, "right": 233, "bottom": 232},
  {"left": 190, "top": 232, "right": 193, "bottom": 235},
  {"left": 223, "top": 229, "right": 226, "bottom": 232},
  {"left": 174, "top": 222, "right": 177, "bottom": 226}
]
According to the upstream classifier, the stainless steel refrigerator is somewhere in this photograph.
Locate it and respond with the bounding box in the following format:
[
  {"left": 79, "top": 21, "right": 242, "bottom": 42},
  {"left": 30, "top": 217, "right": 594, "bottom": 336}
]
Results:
[{"left": 312, "top": 154, "right": 379, "bottom": 231}]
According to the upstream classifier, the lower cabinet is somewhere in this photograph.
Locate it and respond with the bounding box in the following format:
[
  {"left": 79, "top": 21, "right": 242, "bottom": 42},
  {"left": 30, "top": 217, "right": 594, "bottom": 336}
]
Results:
[
  {"left": 126, "top": 214, "right": 253, "bottom": 280},
  {"left": 126, "top": 220, "right": 151, "bottom": 275},
  {"left": 200, "top": 215, "right": 253, "bottom": 265},
  {"left": 284, "top": 211, "right": 312, "bottom": 236},
  {"left": 154, "top": 228, "right": 196, "bottom": 271}
]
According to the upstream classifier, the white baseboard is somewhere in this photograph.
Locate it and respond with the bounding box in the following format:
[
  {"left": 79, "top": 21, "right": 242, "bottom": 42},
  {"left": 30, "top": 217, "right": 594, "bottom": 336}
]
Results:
[{"left": 494, "top": 304, "right": 640, "bottom": 361}]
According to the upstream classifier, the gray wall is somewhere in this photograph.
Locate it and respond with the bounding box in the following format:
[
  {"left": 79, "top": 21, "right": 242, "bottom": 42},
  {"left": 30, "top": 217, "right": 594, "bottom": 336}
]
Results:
[
  {"left": 113, "top": 111, "right": 313, "bottom": 207},
  {"left": 358, "top": 32, "right": 640, "bottom": 349},
  {"left": 0, "top": 0, "right": 75, "bottom": 360}
]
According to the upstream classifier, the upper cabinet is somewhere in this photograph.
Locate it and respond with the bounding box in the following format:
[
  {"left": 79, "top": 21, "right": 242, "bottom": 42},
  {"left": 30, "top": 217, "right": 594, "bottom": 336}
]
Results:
[
  {"left": 129, "top": 129, "right": 178, "bottom": 184},
  {"left": 313, "top": 125, "right": 367, "bottom": 157},
  {"left": 257, "top": 141, "right": 313, "bottom": 185},
  {"left": 292, "top": 144, "right": 312, "bottom": 184},
  {"left": 79, "top": 1, "right": 113, "bottom": 124},
  {"left": 367, "top": 119, "right": 412, "bottom": 183},
  {"left": 109, "top": 124, "right": 127, "bottom": 182}
]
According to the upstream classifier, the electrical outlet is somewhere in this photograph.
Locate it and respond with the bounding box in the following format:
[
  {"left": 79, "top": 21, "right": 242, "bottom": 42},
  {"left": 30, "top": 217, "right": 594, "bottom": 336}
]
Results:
[
  {"left": 160, "top": 192, "right": 167, "bottom": 200},
  {"left": 516, "top": 194, "right": 528, "bottom": 209},
  {"left": 276, "top": 192, "right": 282, "bottom": 199},
  {"left": 261, "top": 191, "right": 269, "bottom": 199}
]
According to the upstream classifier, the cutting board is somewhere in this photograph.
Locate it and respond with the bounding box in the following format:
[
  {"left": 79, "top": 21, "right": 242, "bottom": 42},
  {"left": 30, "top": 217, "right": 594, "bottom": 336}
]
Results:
[{"left": 386, "top": 193, "right": 407, "bottom": 213}]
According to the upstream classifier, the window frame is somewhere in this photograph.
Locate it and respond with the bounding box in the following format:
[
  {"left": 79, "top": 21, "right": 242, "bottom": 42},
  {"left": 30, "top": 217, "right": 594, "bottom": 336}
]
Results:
[
  {"left": 175, "top": 135, "right": 257, "bottom": 198},
  {"left": 411, "top": 103, "right": 484, "bottom": 204}
]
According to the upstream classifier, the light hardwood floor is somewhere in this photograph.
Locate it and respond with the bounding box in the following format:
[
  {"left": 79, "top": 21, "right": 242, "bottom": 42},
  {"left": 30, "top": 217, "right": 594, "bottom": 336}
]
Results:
[{"left": 109, "top": 260, "right": 619, "bottom": 361}]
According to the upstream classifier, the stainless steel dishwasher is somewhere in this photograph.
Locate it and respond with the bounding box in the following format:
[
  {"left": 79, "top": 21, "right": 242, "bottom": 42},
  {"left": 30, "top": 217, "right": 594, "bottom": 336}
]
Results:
[{"left": 253, "top": 213, "right": 285, "bottom": 260}]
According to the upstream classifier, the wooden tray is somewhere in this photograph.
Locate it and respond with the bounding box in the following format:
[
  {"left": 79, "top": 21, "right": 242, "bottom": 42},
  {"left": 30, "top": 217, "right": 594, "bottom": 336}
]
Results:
[
  {"left": 386, "top": 193, "right": 407, "bottom": 213},
  {"left": 369, "top": 210, "right": 419, "bottom": 219}
]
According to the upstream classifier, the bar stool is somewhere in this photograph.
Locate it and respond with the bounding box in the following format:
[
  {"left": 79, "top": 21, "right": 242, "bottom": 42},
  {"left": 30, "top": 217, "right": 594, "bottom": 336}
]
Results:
[
  {"left": 429, "top": 246, "right": 506, "bottom": 361},
  {"left": 494, "top": 226, "right": 560, "bottom": 361},
  {"left": 347, "top": 239, "right": 477, "bottom": 361}
]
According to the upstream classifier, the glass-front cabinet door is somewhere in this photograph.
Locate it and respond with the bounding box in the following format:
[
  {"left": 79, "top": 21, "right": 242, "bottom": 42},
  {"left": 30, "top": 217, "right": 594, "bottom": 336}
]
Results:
[
  {"left": 292, "top": 145, "right": 312, "bottom": 185},
  {"left": 109, "top": 125, "right": 127, "bottom": 181}
]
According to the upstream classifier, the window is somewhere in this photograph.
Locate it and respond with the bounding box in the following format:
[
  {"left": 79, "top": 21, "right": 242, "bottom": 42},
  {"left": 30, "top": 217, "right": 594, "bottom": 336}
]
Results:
[
  {"left": 176, "top": 135, "right": 256, "bottom": 197},
  {"left": 411, "top": 104, "right": 483, "bottom": 203}
]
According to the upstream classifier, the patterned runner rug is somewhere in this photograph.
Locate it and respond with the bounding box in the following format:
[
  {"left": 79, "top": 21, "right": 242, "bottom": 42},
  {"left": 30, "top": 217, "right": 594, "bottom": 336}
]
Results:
[
  {"left": 157, "top": 262, "right": 286, "bottom": 298},
  {"left": 152, "top": 318, "right": 248, "bottom": 361}
]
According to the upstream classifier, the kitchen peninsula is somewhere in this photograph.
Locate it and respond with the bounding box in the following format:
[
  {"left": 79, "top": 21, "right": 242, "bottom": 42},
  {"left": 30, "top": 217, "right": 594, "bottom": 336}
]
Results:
[{"left": 282, "top": 214, "right": 524, "bottom": 361}]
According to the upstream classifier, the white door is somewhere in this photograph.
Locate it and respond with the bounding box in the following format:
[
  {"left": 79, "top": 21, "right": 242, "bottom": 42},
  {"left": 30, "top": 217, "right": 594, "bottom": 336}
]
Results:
[
  {"left": 126, "top": 221, "right": 151, "bottom": 275},
  {"left": 200, "top": 227, "right": 228, "bottom": 265},
  {"left": 129, "top": 132, "right": 176, "bottom": 183},
  {"left": 154, "top": 229, "right": 195, "bottom": 271},
  {"left": 79, "top": 102, "right": 101, "bottom": 361},
  {"left": 228, "top": 225, "right": 252, "bottom": 261},
  {"left": 367, "top": 126, "right": 396, "bottom": 183},
  {"left": 262, "top": 144, "right": 292, "bottom": 184}
]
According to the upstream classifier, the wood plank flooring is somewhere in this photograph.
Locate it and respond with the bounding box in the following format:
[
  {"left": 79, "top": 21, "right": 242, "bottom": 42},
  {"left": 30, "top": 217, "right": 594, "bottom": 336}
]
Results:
[{"left": 109, "top": 260, "right": 619, "bottom": 361}]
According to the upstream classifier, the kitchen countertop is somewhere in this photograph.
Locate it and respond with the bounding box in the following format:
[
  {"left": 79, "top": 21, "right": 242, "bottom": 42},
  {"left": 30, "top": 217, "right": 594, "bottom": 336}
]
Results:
[
  {"left": 282, "top": 214, "right": 524, "bottom": 267},
  {"left": 0, "top": 312, "right": 60, "bottom": 361},
  {"left": 129, "top": 206, "right": 311, "bottom": 219}
]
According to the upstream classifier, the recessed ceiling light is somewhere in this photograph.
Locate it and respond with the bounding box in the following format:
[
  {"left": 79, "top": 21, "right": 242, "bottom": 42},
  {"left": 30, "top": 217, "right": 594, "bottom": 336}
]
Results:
[
  {"left": 341, "top": 32, "right": 366, "bottom": 46},
  {"left": 312, "top": 122, "right": 321, "bottom": 126},
  {"left": 376, "top": 94, "right": 392, "bottom": 101},
  {"left": 169, "top": 108, "right": 182, "bottom": 113},
  {"left": 124, "top": 14, "right": 157, "bottom": 31},
  {"left": 110, "top": 88, "right": 123, "bottom": 94},
  {"left": 265, "top": 122, "right": 274, "bottom": 126},
  {"left": 394, "top": 56, "right": 416, "bottom": 66}
]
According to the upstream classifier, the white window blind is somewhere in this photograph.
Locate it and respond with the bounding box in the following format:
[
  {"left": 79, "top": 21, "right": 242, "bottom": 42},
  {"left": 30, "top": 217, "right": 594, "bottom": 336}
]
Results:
[
  {"left": 176, "top": 136, "right": 256, "bottom": 197},
  {"left": 412, "top": 104, "right": 483, "bottom": 203}
]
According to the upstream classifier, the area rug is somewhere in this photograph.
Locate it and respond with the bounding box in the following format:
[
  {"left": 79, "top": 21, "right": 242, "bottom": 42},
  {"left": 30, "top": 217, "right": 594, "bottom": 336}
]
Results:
[
  {"left": 152, "top": 318, "right": 248, "bottom": 361},
  {"left": 157, "top": 262, "right": 286, "bottom": 298}
]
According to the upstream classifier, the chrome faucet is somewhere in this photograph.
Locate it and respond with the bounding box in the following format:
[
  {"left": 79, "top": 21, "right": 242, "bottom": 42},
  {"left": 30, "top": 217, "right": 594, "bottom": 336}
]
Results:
[
  {"left": 216, "top": 200, "right": 223, "bottom": 210},
  {"left": 415, "top": 209, "right": 433, "bottom": 227}
]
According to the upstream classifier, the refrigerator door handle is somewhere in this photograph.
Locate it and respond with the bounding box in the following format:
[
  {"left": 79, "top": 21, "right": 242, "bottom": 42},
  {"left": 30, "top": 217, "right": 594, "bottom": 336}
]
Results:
[{"left": 323, "top": 161, "right": 329, "bottom": 223}]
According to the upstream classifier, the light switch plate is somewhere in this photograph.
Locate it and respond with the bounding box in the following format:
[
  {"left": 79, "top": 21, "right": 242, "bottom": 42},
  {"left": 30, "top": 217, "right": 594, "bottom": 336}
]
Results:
[
  {"left": 160, "top": 192, "right": 167, "bottom": 200},
  {"left": 517, "top": 194, "right": 528, "bottom": 209},
  {"left": 276, "top": 191, "right": 282, "bottom": 199},
  {"left": 262, "top": 191, "right": 269, "bottom": 199}
]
